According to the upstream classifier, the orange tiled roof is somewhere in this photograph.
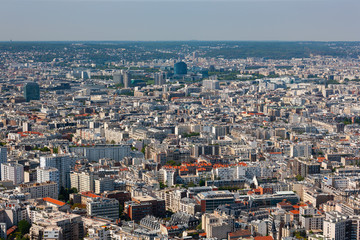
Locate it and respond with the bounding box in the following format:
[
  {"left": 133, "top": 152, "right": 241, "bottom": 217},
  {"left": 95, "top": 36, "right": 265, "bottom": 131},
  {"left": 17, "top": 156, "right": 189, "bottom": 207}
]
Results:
[
  {"left": 81, "top": 191, "right": 101, "bottom": 198},
  {"left": 255, "top": 236, "right": 273, "bottom": 240},
  {"left": 290, "top": 210, "right": 299, "bottom": 214},
  {"left": 43, "top": 197, "right": 66, "bottom": 206}
]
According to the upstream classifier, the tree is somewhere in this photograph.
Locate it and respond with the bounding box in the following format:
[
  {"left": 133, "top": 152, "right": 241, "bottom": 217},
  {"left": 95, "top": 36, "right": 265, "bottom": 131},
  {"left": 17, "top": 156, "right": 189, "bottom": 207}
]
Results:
[
  {"left": 196, "top": 222, "right": 202, "bottom": 230},
  {"left": 159, "top": 182, "right": 167, "bottom": 189},
  {"left": 199, "top": 179, "right": 206, "bottom": 186},
  {"left": 141, "top": 146, "right": 146, "bottom": 155},
  {"left": 295, "top": 175, "right": 304, "bottom": 181},
  {"left": 18, "top": 220, "right": 31, "bottom": 236},
  {"left": 188, "top": 182, "right": 196, "bottom": 188}
]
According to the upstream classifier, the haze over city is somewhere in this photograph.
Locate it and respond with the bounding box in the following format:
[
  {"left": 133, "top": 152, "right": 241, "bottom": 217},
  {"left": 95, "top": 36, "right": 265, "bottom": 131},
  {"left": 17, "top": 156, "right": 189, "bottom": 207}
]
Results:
[{"left": 1, "top": 0, "right": 359, "bottom": 41}]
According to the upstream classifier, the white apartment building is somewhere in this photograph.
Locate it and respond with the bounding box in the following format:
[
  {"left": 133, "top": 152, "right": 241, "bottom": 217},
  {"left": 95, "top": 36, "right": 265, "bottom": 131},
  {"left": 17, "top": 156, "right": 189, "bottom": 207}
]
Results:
[{"left": 1, "top": 163, "right": 24, "bottom": 185}]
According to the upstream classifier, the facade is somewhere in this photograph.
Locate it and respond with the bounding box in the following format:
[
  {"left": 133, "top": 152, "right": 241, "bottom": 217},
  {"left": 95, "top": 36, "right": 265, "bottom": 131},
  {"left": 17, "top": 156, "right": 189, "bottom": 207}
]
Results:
[
  {"left": 125, "top": 195, "right": 166, "bottom": 221},
  {"left": 123, "top": 72, "right": 131, "bottom": 88},
  {"left": 174, "top": 62, "right": 187, "bottom": 75},
  {"left": 40, "top": 155, "right": 72, "bottom": 189},
  {"left": 86, "top": 197, "right": 119, "bottom": 221},
  {"left": 293, "top": 159, "right": 321, "bottom": 177},
  {"left": 203, "top": 79, "right": 220, "bottom": 90},
  {"left": 202, "top": 212, "right": 235, "bottom": 239},
  {"left": 37, "top": 167, "right": 59, "bottom": 189},
  {"left": 195, "top": 190, "right": 235, "bottom": 213},
  {"left": 16, "top": 181, "right": 58, "bottom": 199},
  {"left": 0, "top": 147, "right": 7, "bottom": 179},
  {"left": 249, "top": 191, "right": 300, "bottom": 208},
  {"left": 323, "top": 212, "right": 352, "bottom": 240},
  {"left": 154, "top": 72, "right": 166, "bottom": 86},
  {"left": 94, "top": 177, "right": 114, "bottom": 194},
  {"left": 24, "top": 82, "right": 40, "bottom": 102},
  {"left": 69, "top": 145, "right": 131, "bottom": 162},
  {"left": 70, "top": 171, "right": 96, "bottom": 193},
  {"left": 1, "top": 162, "right": 24, "bottom": 185},
  {"left": 290, "top": 143, "right": 312, "bottom": 158}
]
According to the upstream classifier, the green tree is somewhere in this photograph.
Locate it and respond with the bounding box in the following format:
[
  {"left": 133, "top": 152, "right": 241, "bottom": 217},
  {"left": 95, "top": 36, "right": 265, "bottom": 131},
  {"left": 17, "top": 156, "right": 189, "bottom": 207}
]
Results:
[
  {"left": 295, "top": 175, "right": 304, "bottom": 181},
  {"left": 18, "top": 220, "right": 31, "bottom": 235},
  {"left": 199, "top": 179, "right": 206, "bottom": 186}
]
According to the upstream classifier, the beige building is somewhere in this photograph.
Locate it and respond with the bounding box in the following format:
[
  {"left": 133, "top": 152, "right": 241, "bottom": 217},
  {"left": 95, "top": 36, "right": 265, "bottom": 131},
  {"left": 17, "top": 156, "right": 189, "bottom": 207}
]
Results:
[
  {"left": 16, "top": 181, "right": 58, "bottom": 199},
  {"left": 70, "top": 171, "right": 96, "bottom": 192},
  {"left": 202, "top": 212, "right": 235, "bottom": 239}
]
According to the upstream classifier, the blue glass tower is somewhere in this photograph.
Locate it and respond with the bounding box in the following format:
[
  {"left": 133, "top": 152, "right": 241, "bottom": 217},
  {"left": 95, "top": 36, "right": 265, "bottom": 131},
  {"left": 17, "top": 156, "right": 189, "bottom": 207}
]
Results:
[
  {"left": 174, "top": 62, "right": 187, "bottom": 75},
  {"left": 24, "top": 82, "right": 40, "bottom": 102}
]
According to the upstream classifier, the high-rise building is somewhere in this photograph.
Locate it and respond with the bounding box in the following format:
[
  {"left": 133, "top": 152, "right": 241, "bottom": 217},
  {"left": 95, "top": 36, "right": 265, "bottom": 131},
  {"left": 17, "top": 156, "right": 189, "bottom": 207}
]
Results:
[
  {"left": 154, "top": 72, "right": 166, "bottom": 86},
  {"left": 23, "top": 82, "right": 40, "bottom": 102},
  {"left": 174, "top": 62, "right": 187, "bottom": 75},
  {"left": 0, "top": 147, "right": 7, "bottom": 179},
  {"left": 40, "top": 155, "right": 72, "bottom": 189},
  {"left": 70, "top": 171, "right": 96, "bottom": 192},
  {"left": 1, "top": 163, "right": 24, "bottom": 185},
  {"left": 37, "top": 167, "right": 59, "bottom": 188},
  {"left": 123, "top": 72, "right": 131, "bottom": 88},
  {"left": 113, "top": 72, "right": 123, "bottom": 84}
]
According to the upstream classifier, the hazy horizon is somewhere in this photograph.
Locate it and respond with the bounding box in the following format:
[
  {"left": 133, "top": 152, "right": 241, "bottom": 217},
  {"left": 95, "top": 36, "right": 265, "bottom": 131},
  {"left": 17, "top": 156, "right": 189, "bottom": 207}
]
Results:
[{"left": 1, "top": 0, "right": 359, "bottom": 41}]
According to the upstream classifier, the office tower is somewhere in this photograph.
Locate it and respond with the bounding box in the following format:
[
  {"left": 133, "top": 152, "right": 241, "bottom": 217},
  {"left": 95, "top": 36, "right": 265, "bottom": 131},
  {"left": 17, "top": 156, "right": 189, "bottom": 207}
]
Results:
[
  {"left": 37, "top": 167, "right": 59, "bottom": 184},
  {"left": 40, "top": 155, "right": 71, "bottom": 189},
  {"left": 123, "top": 72, "right": 131, "bottom": 88},
  {"left": 113, "top": 72, "right": 123, "bottom": 84},
  {"left": 23, "top": 82, "right": 40, "bottom": 102},
  {"left": 1, "top": 163, "right": 24, "bottom": 185},
  {"left": 154, "top": 72, "right": 166, "bottom": 86},
  {"left": 174, "top": 62, "right": 187, "bottom": 75}
]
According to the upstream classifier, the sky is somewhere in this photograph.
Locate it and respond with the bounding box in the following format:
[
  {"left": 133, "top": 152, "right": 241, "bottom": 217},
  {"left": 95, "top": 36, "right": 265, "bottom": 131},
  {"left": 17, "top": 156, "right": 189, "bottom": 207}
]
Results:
[{"left": 0, "top": 0, "right": 359, "bottom": 41}]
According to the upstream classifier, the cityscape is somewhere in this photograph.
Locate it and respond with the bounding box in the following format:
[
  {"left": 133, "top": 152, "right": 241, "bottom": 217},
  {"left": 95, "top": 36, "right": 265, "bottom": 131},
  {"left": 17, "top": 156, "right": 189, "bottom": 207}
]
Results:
[{"left": 0, "top": 0, "right": 360, "bottom": 239}]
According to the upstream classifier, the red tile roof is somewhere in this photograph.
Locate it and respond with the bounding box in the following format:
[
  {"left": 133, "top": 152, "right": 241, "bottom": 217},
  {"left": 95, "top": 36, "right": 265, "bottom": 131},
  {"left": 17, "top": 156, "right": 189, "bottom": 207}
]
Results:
[
  {"left": 290, "top": 210, "right": 299, "bottom": 214},
  {"left": 255, "top": 236, "right": 273, "bottom": 240},
  {"left": 43, "top": 197, "right": 66, "bottom": 206},
  {"left": 81, "top": 191, "right": 101, "bottom": 198}
]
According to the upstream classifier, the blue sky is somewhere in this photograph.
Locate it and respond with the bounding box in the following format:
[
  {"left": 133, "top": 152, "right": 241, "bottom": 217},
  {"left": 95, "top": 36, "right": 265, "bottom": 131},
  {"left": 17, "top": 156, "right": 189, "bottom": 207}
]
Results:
[{"left": 0, "top": 0, "right": 359, "bottom": 41}]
